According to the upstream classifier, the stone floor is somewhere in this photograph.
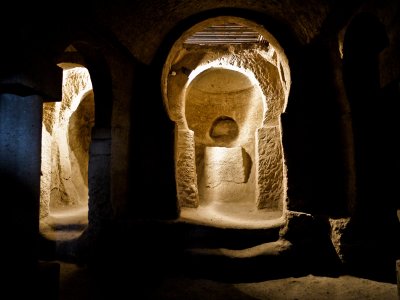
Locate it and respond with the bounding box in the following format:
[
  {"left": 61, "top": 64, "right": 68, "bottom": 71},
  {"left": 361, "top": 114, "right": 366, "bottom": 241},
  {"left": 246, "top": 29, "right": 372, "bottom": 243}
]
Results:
[
  {"left": 40, "top": 205, "right": 88, "bottom": 241},
  {"left": 57, "top": 261, "right": 399, "bottom": 300},
  {"left": 40, "top": 209, "right": 400, "bottom": 299}
]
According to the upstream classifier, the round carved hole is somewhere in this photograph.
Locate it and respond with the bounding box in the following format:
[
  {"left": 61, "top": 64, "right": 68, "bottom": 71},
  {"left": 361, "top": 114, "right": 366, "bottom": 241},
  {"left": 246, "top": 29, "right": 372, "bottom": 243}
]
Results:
[{"left": 209, "top": 116, "right": 239, "bottom": 144}]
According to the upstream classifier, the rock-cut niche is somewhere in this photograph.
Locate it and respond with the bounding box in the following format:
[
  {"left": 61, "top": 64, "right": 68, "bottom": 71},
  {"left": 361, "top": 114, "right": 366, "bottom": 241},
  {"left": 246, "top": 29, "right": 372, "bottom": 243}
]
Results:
[
  {"left": 40, "top": 64, "right": 94, "bottom": 240},
  {"left": 186, "top": 68, "right": 261, "bottom": 207},
  {"left": 162, "top": 17, "right": 290, "bottom": 228}
]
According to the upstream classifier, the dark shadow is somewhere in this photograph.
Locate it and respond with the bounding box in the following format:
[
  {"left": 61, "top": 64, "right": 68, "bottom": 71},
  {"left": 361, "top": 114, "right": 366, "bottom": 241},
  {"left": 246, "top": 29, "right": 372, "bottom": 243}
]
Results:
[
  {"left": 0, "top": 172, "right": 46, "bottom": 297},
  {"left": 342, "top": 12, "right": 400, "bottom": 283}
]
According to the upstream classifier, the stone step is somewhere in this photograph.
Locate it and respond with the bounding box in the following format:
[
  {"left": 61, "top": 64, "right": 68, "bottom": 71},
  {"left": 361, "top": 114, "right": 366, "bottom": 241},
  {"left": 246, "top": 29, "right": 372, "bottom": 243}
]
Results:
[
  {"left": 177, "top": 220, "right": 284, "bottom": 250},
  {"left": 179, "top": 239, "right": 300, "bottom": 281}
]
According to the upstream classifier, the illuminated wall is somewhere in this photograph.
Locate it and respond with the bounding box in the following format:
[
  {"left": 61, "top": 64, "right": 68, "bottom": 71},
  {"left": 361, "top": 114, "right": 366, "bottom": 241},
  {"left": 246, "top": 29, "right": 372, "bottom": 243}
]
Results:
[
  {"left": 162, "top": 17, "right": 291, "bottom": 227},
  {"left": 40, "top": 67, "right": 94, "bottom": 239}
]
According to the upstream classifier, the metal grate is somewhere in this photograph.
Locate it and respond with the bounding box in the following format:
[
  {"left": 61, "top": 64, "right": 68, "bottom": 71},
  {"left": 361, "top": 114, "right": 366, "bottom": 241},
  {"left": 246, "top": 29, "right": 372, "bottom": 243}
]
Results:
[{"left": 184, "top": 23, "right": 267, "bottom": 45}]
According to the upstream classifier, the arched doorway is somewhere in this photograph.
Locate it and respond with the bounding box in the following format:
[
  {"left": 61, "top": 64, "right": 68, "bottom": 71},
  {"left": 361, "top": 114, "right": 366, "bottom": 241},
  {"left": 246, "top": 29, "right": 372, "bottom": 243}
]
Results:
[
  {"left": 162, "top": 16, "right": 291, "bottom": 228},
  {"left": 40, "top": 47, "right": 94, "bottom": 241}
]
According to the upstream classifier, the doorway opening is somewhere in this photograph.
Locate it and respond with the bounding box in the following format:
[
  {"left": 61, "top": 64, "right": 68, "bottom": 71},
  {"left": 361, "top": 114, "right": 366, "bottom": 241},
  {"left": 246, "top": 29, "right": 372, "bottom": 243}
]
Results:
[
  {"left": 162, "top": 17, "right": 291, "bottom": 228},
  {"left": 40, "top": 62, "right": 94, "bottom": 240}
]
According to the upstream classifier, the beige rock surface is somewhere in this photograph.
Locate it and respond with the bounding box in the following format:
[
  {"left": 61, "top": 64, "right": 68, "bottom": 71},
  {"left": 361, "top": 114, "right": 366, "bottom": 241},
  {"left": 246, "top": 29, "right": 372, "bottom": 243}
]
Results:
[{"left": 58, "top": 261, "right": 399, "bottom": 300}]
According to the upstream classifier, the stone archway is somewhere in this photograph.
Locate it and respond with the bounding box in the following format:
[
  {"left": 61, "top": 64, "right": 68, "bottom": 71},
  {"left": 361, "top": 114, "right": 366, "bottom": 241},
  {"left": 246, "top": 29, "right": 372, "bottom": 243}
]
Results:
[
  {"left": 40, "top": 64, "right": 94, "bottom": 240},
  {"left": 185, "top": 67, "right": 262, "bottom": 210},
  {"left": 162, "top": 16, "right": 291, "bottom": 228}
]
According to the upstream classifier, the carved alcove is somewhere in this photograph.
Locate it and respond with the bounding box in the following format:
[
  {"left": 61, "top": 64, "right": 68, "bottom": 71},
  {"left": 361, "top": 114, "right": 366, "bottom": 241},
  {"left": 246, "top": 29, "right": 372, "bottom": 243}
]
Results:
[
  {"left": 162, "top": 16, "right": 291, "bottom": 228},
  {"left": 40, "top": 46, "right": 94, "bottom": 241}
]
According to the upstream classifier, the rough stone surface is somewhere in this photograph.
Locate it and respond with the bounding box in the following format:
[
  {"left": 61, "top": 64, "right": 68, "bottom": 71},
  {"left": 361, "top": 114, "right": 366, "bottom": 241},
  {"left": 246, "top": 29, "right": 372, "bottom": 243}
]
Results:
[
  {"left": 40, "top": 127, "right": 52, "bottom": 219},
  {"left": 204, "top": 146, "right": 250, "bottom": 188},
  {"left": 165, "top": 44, "right": 288, "bottom": 125},
  {"left": 329, "top": 217, "right": 351, "bottom": 262},
  {"left": 186, "top": 68, "right": 264, "bottom": 147},
  {"left": 176, "top": 129, "right": 199, "bottom": 207},
  {"left": 163, "top": 31, "right": 288, "bottom": 219},
  {"left": 256, "top": 126, "right": 284, "bottom": 210},
  {"left": 40, "top": 67, "right": 93, "bottom": 216},
  {"left": 3, "top": 1, "right": 400, "bottom": 294}
]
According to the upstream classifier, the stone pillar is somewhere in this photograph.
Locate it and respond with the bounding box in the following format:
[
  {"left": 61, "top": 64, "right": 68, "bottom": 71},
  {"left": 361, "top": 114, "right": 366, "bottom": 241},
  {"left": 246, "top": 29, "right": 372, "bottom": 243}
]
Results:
[
  {"left": 256, "top": 125, "right": 284, "bottom": 210},
  {"left": 88, "top": 127, "right": 112, "bottom": 231},
  {"left": 0, "top": 93, "right": 43, "bottom": 288},
  {"left": 176, "top": 129, "right": 199, "bottom": 208}
]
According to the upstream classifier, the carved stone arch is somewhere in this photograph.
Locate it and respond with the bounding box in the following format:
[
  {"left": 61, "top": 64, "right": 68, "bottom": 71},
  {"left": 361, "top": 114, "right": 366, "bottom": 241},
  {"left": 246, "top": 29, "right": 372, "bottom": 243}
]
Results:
[
  {"left": 40, "top": 41, "right": 113, "bottom": 240},
  {"left": 161, "top": 16, "right": 291, "bottom": 228}
]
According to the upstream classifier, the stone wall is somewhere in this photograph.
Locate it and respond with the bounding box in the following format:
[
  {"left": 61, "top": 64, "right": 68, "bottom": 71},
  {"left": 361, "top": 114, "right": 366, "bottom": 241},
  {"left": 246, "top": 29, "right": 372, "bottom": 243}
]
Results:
[{"left": 40, "top": 67, "right": 94, "bottom": 218}]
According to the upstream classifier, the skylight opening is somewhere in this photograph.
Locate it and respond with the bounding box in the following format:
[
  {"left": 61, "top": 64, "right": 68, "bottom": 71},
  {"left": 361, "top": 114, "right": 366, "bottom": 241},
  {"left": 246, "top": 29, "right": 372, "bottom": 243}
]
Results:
[{"left": 184, "top": 22, "right": 268, "bottom": 45}]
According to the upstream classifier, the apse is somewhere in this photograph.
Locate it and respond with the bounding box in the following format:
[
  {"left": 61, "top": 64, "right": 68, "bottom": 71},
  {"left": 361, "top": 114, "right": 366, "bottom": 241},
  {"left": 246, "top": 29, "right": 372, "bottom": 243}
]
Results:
[{"left": 162, "top": 17, "right": 291, "bottom": 228}]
